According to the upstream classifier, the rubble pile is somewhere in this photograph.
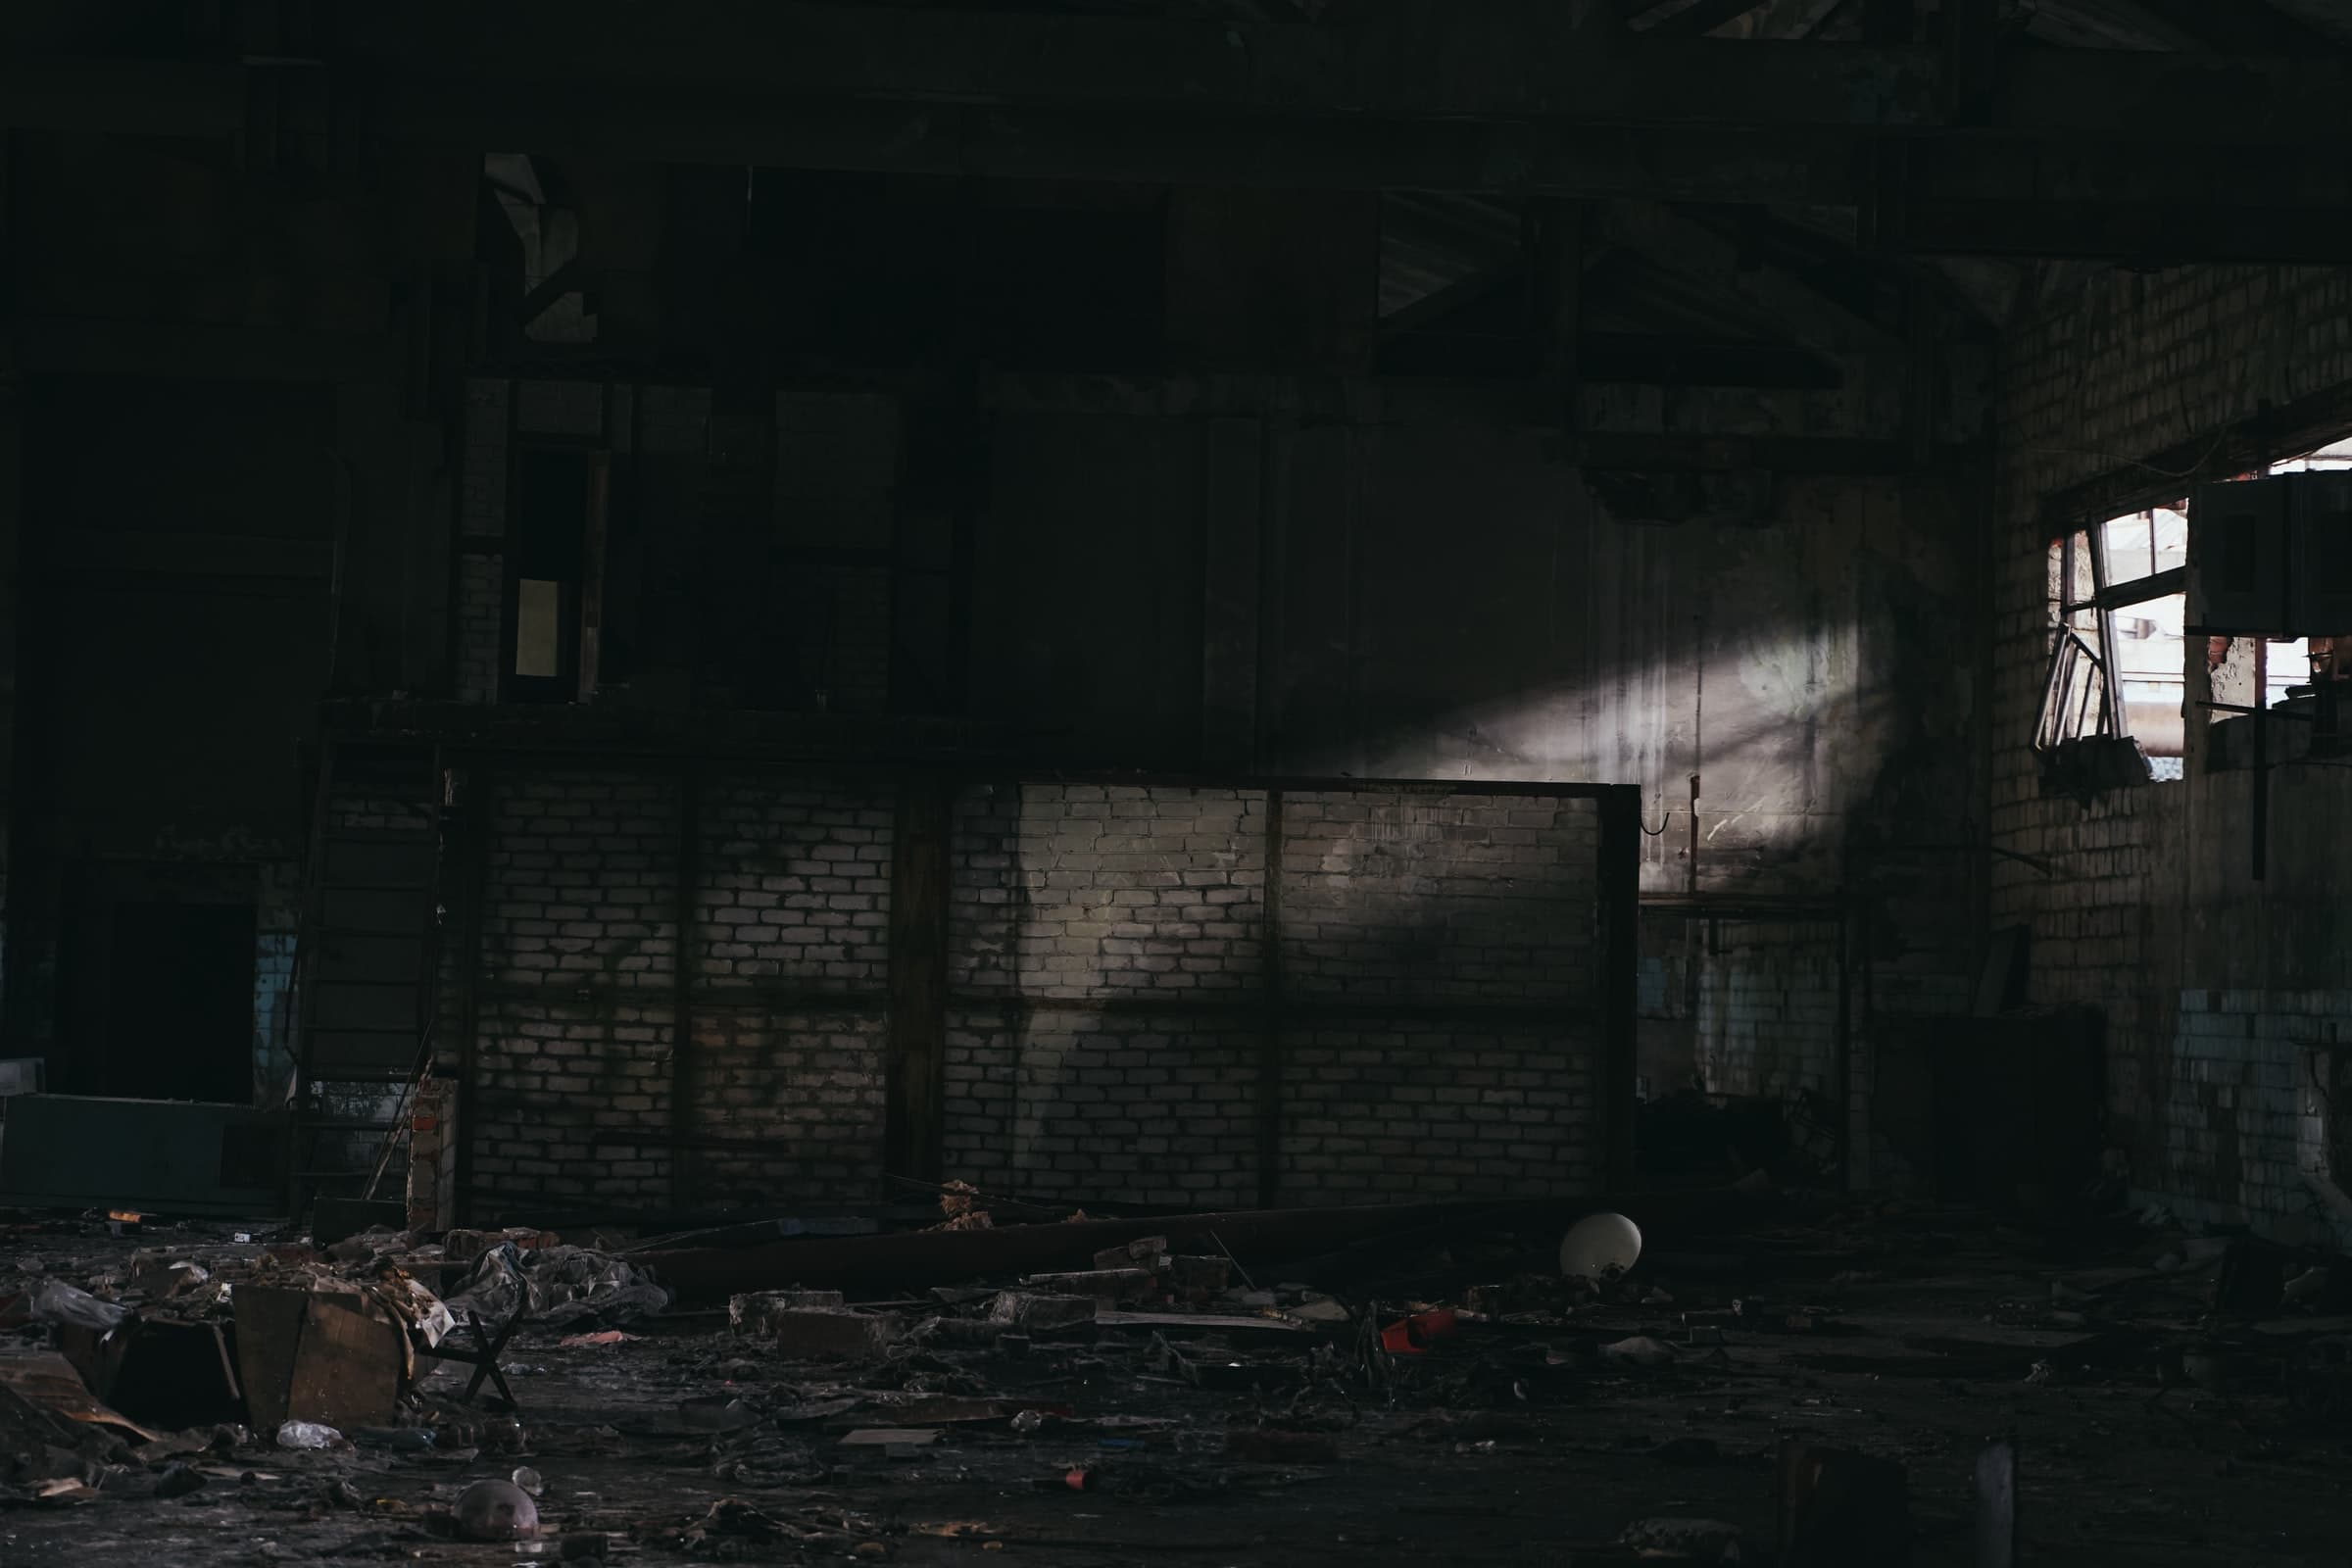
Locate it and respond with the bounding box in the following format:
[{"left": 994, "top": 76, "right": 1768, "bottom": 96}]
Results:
[{"left": 2, "top": 1188, "right": 2349, "bottom": 1563}]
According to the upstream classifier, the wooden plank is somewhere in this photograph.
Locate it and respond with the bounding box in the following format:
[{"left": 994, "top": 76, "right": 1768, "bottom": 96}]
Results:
[
  {"left": 1094, "top": 1310, "right": 1314, "bottom": 1334},
  {"left": 886, "top": 777, "right": 953, "bottom": 1185},
  {"left": 0, "top": 1350, "right": 167, "bottom": 1445}
]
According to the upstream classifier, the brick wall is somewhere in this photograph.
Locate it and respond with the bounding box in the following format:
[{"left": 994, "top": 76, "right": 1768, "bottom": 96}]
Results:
[
  {"left": 464, "top": 769, "right": 896, "bottom": 1213},
  {"left": 1693, "top": 920, "right": 1838, "bottom": 1102},
  {"left": 1990, "top": 262, "right": 2352, "bottom": 1236},
  {"left": 470, "top": 996, "right": 677, "bottom": 1206},
  {"left": 455, "top": 554, "right": 503, "bottom": 706},
  {"left": 451, "top": 771, "right": 1620, "bottom": 1216},
  {"left": 471, "top": 772, "right": 678, "bottom": 1207},
  {"left": 941, "top": 781, "right": 1606, "bottom": 1206},
  {"left": 688, "top": 777, "right": 894, "bottom": 1204},
  {"left": 253, "top": 862, "right": 301, "bottom": 1098}
]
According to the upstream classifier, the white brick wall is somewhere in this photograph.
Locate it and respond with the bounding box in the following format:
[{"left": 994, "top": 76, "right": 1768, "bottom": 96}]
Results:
[{"left": 1990, "top": 261, "right": 2352, "bottom": 1235}]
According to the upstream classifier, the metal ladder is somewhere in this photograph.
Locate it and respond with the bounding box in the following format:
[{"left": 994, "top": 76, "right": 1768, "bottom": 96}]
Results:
[{"left": 288, "top": 736, "right": 446, "bottom": 1218}]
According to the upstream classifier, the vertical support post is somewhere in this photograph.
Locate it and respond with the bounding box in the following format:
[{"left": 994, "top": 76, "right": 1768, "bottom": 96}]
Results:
[
  {"left": 886, "top": 774, "right": 954, "bottom": 1185},
  {"left": 1835, "top": 885, "right": 1855, "bottom": 1190},
  {"left": 1256, "top": 788, "right": 1286, "bottom": 1210},
  {"left": 0, "top": 336, "right": 19, "bottom": 1039},
  {"left": 1596, "top": 785, "right": 1642, "bottom": 1190},
  {"left": 452, "top": 764, "right": 493, "bottom": 1227},
  {"left": 577, "top": 450, "right": 609, "bottom": 701},
  {"left": 1200, "top": 417, "right": 1263, "bottom": 770},
  {"left": 2086, "top": 521, "right": 2127, "bottom": 741},
  {"left": 1535, "top": 198, "right": 1583, "bottom": 435},
  {"left": 1943, "top": 0, "right": 2000, "bottom": 124},
  {"left": 669, "top": 764, "right": 700, "bottom": 1208}
]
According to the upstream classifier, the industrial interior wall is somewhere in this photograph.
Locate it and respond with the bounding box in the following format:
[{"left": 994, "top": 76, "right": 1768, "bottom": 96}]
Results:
[
  {"left": 942, "top": 781, "right": 1606, "bottom": 1208},
  {"left": 971, "top": 397, "right": 1980, "bottom": 1180},
  {"left": 444, "top": 379, "right": 1978, "bottom": 1196},
  {"left": 1990, "top": 264, "right": 2352, "bottom": 1245},
  {"left": 454, "top": 771, "right": 1610, "bottom": 1217}
]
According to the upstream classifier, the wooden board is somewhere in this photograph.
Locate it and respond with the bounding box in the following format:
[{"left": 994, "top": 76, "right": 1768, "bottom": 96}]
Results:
[{"left": 234, "top": 1286, "right": 404, "bottom": 1433}]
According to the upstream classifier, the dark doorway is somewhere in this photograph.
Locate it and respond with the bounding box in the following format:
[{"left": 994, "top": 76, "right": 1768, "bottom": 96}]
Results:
[{"left": 62, "top": 899, "right": 256, "bottom": 1102}]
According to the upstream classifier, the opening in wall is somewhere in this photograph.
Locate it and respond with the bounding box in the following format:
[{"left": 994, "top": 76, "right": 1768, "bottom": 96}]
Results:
[
  {"left": 2038, "top": 507, "right": 2188, "bottom": 787},
  {"left": 503, "top": 444, "right": 609, "bottom": 703},
  {"left": 2036, "top": 437, "right": 2352, "bottom": 794}
]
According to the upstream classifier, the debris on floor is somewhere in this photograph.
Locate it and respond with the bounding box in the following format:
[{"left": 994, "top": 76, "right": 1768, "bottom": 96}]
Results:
[{"left": 1, "top": 1192, "right": 2347, "bottom": 1564}]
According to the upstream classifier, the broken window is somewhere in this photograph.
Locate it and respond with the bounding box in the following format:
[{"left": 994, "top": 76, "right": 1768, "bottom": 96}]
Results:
[
  {"left": 2037, "top": 506, "right": 2187, "bottom": 786},
  {"left": 2037, "top": 438, "right": 2352, "bottom": 791}
]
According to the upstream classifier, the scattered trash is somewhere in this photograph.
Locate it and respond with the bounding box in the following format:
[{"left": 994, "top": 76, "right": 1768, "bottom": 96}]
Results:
[
  {"left": 1976, "top": 1442, "right": 2017, "bottom": 1568},
  {"left": 1776, "top": 1441, "right": 1911, "bottom": 1565},
  {"left": 1224, "top": 1427, "right": 1339, "bottom": 1464},
  {"left": 935, "top": 1180, "right": 993, "bottom": 1231},
  {"left": 444, "top": 1243, "right": 671, "bottom": 1332},
  {"left": 557, "top": 1330, "right": 638, "bottom": 1349},
  {"left": 1620, "top": 1516, "right": 1748, "bottom": 1561},
  {"left": 1602, "top": 1336, "right": 1678, "bottom": 1369},
  {"left": 275, "top": 1420, "right": 346, "bottom": 1450},
  {"left": 988, "top": 1291, "right": 1099, "bottom": 1333},
  {"left": 151, "top": 1461, "right": 206, "bottom": 1498},
  {"left": 25, "top": 1279, "right": 129, "bottom": 1334},
  {"left": 678, "top": 1396, "right": 759, "bottom": 1433},
  {"left": 839, "top": 1428, "right": 942, "bottom": 1447},
  {"left": 732, "top": 1294, "right": 905, "bottom": 1356},
  {"left": 1379, "top": 1309, "right": 1459, "bottom": 1354},
  {"left": 454, "top": 1477, "right": 540, "bottom": 1541},
  {"left": 238, "top": 1284, "right": 410, "bottom": 1433},
  {"left": 354, "top": 1426, "right": 436, "bottom": 1451},
  {"left": 1559, "top": 1212, "right": 1643, "bottom": 1280},
  {"left": 513, "top": 1464, "right": 545, "bottom": 1495}
]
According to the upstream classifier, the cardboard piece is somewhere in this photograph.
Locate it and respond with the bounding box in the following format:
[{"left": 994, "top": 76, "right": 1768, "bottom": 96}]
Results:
[{"left": 234, "top": 1286, "right": 406, "bottom": 1433}]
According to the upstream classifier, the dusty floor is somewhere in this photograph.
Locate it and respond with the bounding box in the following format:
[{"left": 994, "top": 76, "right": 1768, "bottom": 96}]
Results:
[{"left": 5, "top": 1202, "right": 2352, "bottom": 1565}]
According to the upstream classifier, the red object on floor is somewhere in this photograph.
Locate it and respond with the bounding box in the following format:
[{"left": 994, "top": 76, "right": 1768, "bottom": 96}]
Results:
[{"left": 1379, "top": 1308, "right": 1459, "bottom": 1354}]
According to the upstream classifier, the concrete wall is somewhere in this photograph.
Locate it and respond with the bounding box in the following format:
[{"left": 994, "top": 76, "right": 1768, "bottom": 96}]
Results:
[{"left": 1989, "top": 263, "right": 2352, "bottom": 1246}]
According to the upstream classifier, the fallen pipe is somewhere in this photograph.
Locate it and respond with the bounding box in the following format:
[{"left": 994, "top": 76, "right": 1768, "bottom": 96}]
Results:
[{"left": 638, "top": 1189, "right": 1764, "bottom": 1305}]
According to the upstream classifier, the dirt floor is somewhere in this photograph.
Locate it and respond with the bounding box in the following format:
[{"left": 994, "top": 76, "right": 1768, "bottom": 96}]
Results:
[{"left": 5, "top": 1200, "right": 2352, "bottom": 1566}]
